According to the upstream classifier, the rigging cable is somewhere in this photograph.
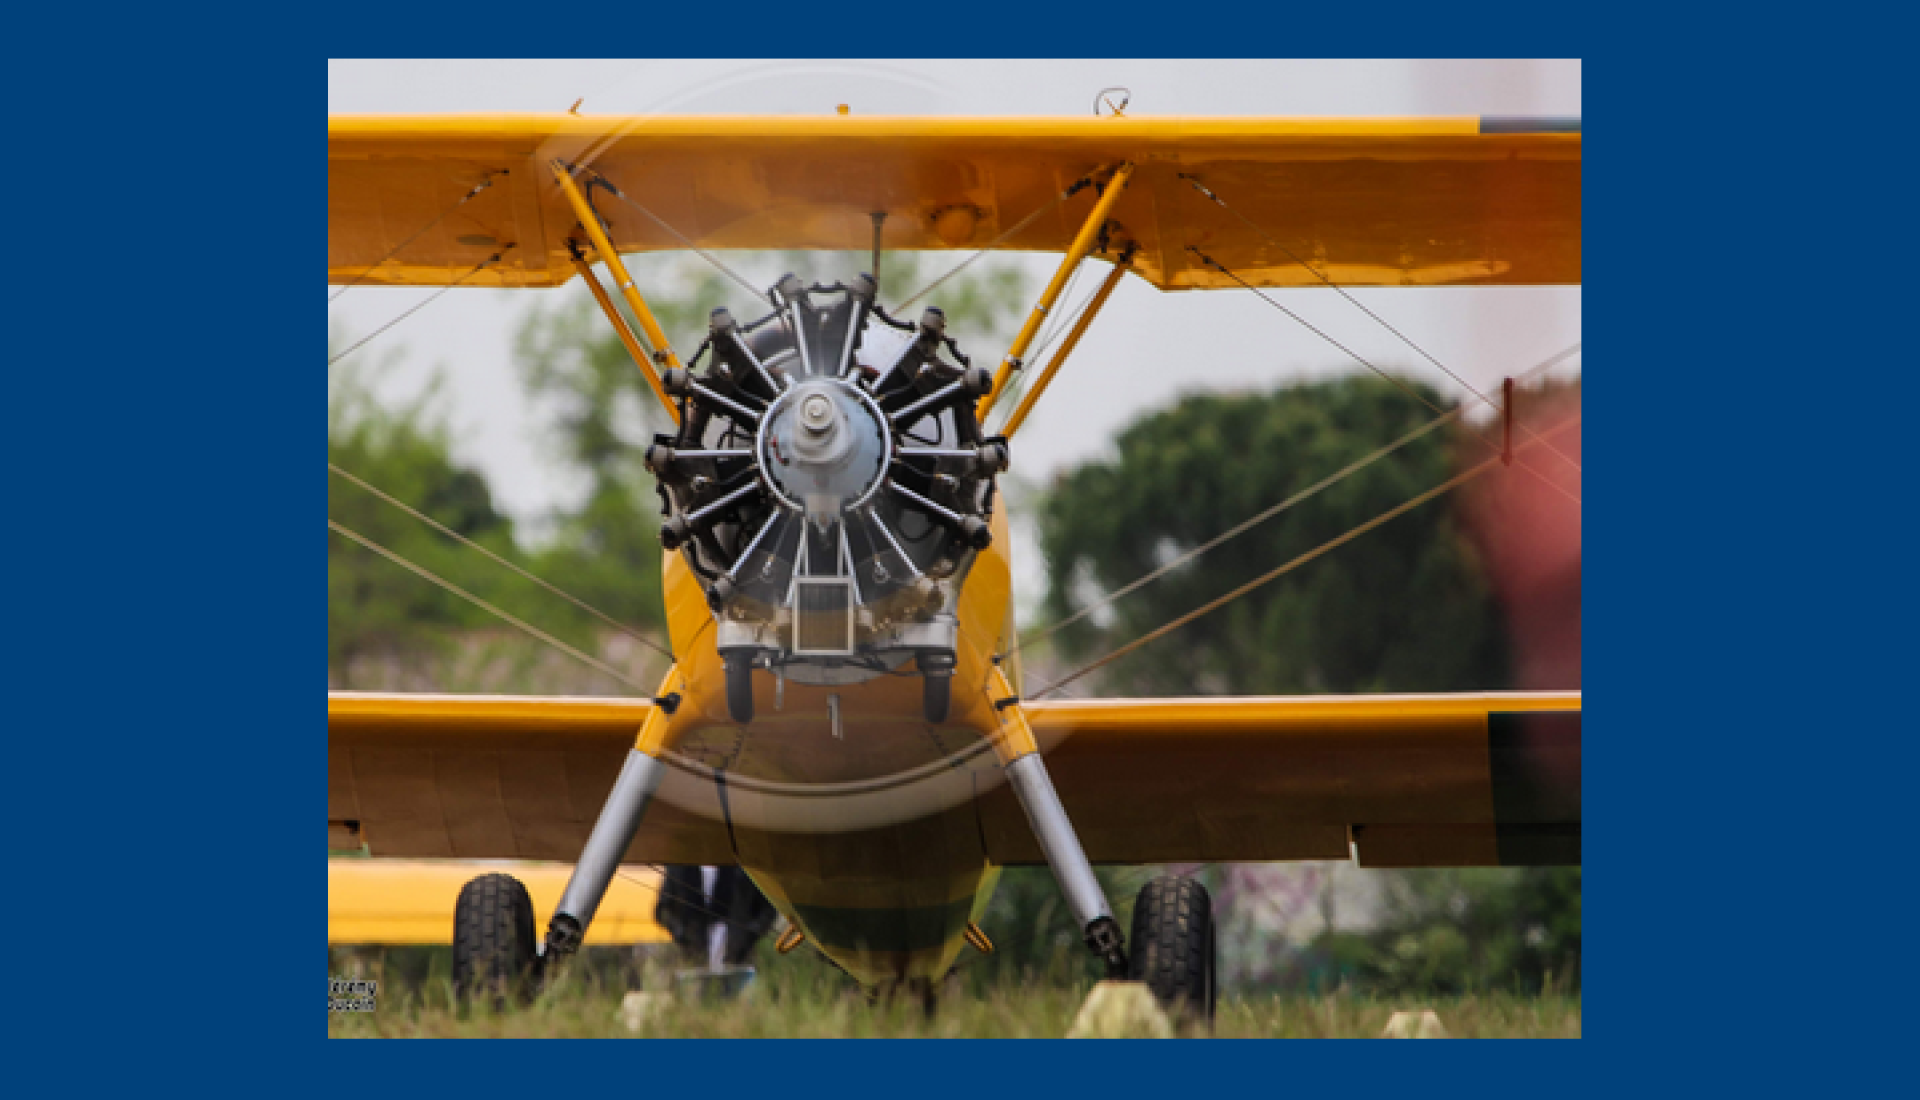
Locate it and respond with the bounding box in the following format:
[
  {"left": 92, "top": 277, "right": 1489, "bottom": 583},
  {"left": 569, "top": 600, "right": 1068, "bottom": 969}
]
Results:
[
  {"left": 328, "top": 462, "right": 673, "bottom": 661},
  {"left": 894, "top": 171, "right": 1101, "bottom": 313},
  {"left": 326, "top": 248, "right": 513, "bottom": 368},
  {"left": 327, "top": 172, "right": 506, "bottom": 304},
  {"left": 327, "top": 518, "right": 661, "bottom": 696},
  {"left": 1191, "top": 248, "right": 1581, "bottom": 509},
  {"left": 573, "top": 165, "right": 766, "bottom": 302},
  {"left": 1180, "top": 173, "right": 1581, "bottom": 473},
  {"left": 1026, "top": 412, "right": 1581, "bottom": 701},
  {"left": 1012, "top": 342, "right": 1580, "bottom": 658}
]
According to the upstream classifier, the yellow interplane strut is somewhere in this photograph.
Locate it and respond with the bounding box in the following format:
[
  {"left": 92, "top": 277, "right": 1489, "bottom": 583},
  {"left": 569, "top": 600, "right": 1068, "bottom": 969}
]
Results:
[
  {"left": 999, "top": 244, "right": 1136, "bottom": 438},
  {"left": 567, "top": 243, "right": 679, "bottom": 424},
  {"left": 549, "top": 161, "right": 682, "bottom": 424},
  {"left": 978, "top": 162, "right": 1135, "bottom": 418}
]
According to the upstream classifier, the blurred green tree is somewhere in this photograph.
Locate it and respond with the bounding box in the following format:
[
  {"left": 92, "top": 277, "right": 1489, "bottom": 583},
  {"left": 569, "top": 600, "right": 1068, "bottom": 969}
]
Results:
[
  {"left": 1035, "top": 374, "right": 1510, "bottom": 696},
  {"left": 327, "top": 353, "right": 520, "bottom": 671}
]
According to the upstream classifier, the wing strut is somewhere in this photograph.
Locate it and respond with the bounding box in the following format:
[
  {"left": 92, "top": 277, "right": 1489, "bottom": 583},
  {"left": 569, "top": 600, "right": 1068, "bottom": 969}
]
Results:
[
  {"left": 549, "top": 160, "right": 682, "bottom": 424},
  {"left": 999, "top": 242, "right": 1136, "bottom": 438},
  {"left": 565, "top": 239, "right": 680, "bottom": 426},
  {"left": 977, "top": 162, "right": 1135, "bottom": 419}
]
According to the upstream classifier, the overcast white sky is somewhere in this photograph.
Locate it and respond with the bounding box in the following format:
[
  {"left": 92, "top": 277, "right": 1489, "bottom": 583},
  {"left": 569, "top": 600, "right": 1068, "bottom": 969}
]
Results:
[{"left": 327, "top": 59, "right": 1580, "bottom": 607}]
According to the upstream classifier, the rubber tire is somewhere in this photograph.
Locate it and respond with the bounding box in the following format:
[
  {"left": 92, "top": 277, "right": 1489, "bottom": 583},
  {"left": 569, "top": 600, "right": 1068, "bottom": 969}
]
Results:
[
  {"left": 1127, "top": 874, "right": 1216, "bottom": 1023},
  {"left": 922, "top": 674, "right": 951, "bottom": 724},
  {"left": 724, "top": 652, "right": 754, "bottom": 724},
  {"left": 453, "top": 873, "right": 538, "bottom": 1007}
]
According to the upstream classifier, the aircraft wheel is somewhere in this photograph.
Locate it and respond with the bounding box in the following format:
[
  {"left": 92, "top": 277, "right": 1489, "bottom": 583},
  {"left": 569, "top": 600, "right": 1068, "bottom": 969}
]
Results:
[
  {"left": 1127, "top": 874, "right": 1216, "bottom": 1023},
  {"left": 453, "top": 873, "right": 538, "bottom": 1007},
  {"left": 723, "top": 651, "right": 755, "bottom": 724}
]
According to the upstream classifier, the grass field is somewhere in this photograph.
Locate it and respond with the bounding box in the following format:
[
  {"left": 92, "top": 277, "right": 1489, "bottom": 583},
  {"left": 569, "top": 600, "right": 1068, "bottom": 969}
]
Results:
[{"left": 327, "top": 950, "right": 1580, "bottom": 1038}]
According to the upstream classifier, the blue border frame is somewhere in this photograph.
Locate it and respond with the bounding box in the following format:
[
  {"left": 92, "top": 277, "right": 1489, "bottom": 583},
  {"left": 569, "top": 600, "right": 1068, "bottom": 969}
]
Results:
[{"left": 28, "top": 5, "right": 1906, "bottom": 1087}]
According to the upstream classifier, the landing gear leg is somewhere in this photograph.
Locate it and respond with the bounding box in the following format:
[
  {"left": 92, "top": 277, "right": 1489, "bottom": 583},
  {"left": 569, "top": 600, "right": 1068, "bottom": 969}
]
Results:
[
  {"left": 544, "top": 748, "right": 669, "bottom": 958},
  {"left": 988, "top": 669, "right": 1127, "bottom": 977},
  {"left": 1006, "top": 753, "right": 1128, "bottom": 976},
  {"left": 545, "top": 682, "right": 682, "bottom": 960}
]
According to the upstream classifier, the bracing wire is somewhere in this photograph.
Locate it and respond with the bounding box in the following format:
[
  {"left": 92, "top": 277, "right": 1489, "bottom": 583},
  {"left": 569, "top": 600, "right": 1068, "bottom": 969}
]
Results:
[
  {"left": 1192, "top": 248, "right": 1581, "bottom": 509},
  {"left": 1012, "top": 342, "right": 1581, "bottom": 659},
  {"left": 327, "top": 518, "right": 659, "bottom": 696},
  {"left": 1180, "top": 174, "right": 1582, "bottom": 473},
  {"left": 328, "top": 462, "right": 673, "bottom": 661},
  {"left": 894, "top": 175, "right": 1095, "bottom": 313},
  {"left": 327, "top": 172, "right": 506, "bottom": 304},
  {"left": 1026, "top": 412, "right": 1581, "bottom": 701},
  {"left": 326, "top": 249, "right": 512, "bottom": 368},
  {"left": 1029, "top": 257, "right": 1088, "bottom": 359},
  {"left": 576, "top": 166, "right": 767, "bottom": 302}
]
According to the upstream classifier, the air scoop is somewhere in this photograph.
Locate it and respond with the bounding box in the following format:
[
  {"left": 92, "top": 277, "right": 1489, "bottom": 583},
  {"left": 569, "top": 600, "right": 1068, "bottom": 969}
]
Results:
[{"left": 758, "top": 378, "right": 890, "bottom": 528}]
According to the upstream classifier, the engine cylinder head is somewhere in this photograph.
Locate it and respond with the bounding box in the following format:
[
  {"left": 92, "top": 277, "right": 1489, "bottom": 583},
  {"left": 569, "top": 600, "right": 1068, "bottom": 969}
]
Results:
[
  {"left": 959, "top": 515, "right": 992, "bottom": 550},
  {"left": 659, "top": 514, "right": 691, "bottom": 550}
]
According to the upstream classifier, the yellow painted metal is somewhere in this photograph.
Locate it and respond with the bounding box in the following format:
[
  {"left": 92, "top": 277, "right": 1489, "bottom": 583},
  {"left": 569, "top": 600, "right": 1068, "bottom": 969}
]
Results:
[
  {"left": 325, "top": 687, "right": 1575, "bottom": 738},
  {"left": 733, "top": 811, "right": 998, "bottom": 986},
  {"left": 329, "top": 115, "right": 1580, "bottom": 291},
  {"left": 1026, "top": 690, "right": 1580, "bottom": 732},
  {"left": 324, "top": 687, "right": 1575, "bottom": 737},
  {"left": 979, "top": 162, "right": 1134, "bottom": 418},
  {"left": 548, "top": 161, "right": 680, "bottom": 423},
  {"left": 997, "top": 250, "right": 1133, "bottom": 437},
  {"left": 570, "top": 250, "right": 676, "bottom": 424},
  {"left": 775, "top": 925, "right": 805, "bottom": 954},
  {"left": 328, "top": 690, "right": 652, "bottom": 736},
  {"left": 985, "top": 665, "right": 1040, "bottom": 764},
  {"left": 634, "top": 664, "right": 688, "bottom": 757},
  {"left": 327, "top": 859, "right": 669, "bottom": 946},
  {"left": 643, "top": 494, "right": 1015, "bottom": 775},
  {"left": 327, "top": 430, "right": 1578, "bottom": 972}
]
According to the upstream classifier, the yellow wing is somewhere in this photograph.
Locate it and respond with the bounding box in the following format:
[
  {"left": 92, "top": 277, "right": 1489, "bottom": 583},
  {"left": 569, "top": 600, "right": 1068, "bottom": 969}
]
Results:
[
  {"left": 328, "top": 690, "right": 1577, "bottom": 869},
  {"left": 328, "top": 115, "right": 1580, "bottom": 291},
  {"left": 327, "top": 859, "right": 672, "bottom": 946},
  {"left": 1011, "top": 692, "right": 1579, "bottom": 868},
  {"left": 328, "top": 693, "right": 733, "bottom": 865}
]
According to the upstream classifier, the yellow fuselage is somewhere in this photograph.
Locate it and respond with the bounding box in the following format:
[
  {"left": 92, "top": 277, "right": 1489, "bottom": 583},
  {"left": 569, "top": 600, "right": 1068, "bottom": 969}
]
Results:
[{"left": 646, "top": 498, "right": 1018, "bottom": 985}]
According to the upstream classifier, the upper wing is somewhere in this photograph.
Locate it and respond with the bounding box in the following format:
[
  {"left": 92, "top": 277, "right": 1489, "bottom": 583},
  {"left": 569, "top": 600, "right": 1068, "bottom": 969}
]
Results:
[
  {"left": 328, "top": 115, "right": 1580, "bottom": 291},
  {"left": 1005, "top": 692, "right": 1581, "bottom": 867},
  {"left": 329, "top": 690, "right": 1577, "bottom": 869}
]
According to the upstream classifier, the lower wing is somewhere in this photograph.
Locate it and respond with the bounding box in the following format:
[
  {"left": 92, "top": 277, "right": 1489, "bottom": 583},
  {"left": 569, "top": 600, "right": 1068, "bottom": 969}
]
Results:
[
  {"left": 327, "top": 858, "right": 671, "bottom": 946},
  {"left": 328, "top": 690, "right": 1577, "bottom": 868}
]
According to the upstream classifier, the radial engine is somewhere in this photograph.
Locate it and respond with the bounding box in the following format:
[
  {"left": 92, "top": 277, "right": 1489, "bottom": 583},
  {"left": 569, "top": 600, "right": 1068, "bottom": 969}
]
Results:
[{"left": 644, "top": 273, "right": 1009, "bottom": 725}]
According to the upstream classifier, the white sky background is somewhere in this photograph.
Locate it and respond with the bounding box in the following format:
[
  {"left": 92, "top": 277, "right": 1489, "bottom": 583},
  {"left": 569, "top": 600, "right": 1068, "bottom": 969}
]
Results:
[{"left": 327, "top": 60, "right": 1581, "bottom": 611}]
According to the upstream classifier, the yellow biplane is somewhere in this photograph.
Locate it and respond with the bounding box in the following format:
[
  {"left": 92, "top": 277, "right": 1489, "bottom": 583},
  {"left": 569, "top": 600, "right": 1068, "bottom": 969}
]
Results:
[{"left": 327, "top": 112, "right": 1580, "bottom": 1012}]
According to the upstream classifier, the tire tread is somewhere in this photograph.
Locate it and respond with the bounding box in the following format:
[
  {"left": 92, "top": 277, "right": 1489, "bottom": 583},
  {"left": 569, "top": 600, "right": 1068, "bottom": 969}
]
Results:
[
  {"left": 452, "top": 873, "right": 536, "bottom": 1005},
  {"left": 1127, "top": 874, "right": 1215, "bottom": 1021}
]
